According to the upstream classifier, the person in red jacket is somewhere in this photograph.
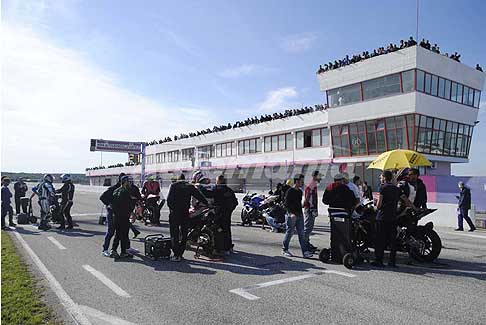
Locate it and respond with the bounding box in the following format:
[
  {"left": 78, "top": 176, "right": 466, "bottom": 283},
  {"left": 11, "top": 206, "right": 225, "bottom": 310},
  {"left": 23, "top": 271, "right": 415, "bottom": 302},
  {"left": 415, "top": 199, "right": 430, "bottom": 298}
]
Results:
[{"left": 142, "top": 175, "right": 161, "bottom": 225}]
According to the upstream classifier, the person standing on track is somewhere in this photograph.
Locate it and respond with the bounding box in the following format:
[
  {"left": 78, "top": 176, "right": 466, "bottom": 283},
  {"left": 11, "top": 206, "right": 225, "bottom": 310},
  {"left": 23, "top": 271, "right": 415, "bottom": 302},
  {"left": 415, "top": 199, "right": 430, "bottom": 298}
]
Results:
[
  {"left": 13, "top": 177, "right": 28, "bottom": 215},
  {"left": 303, "top": 170, "right": 321, "bottom": 252},
  {"left": 282, "top": 174, "right": 313, "bottom": 259},
  {"left": 142, "top": 175, "right": 161, "bottom": 226},
  {"left": 1, "top": 177, "right": 16, "bottom": 229},
  {"left": 128, "top": 176, "right": 141, "bottom": 239},
  {"left": 110, "top": 175, "right": 133, "bottom": 259},
  {"left": 371, "top": 170, "right": 401, "bottom": 268},
  {"left": 455, "top": 181, "right": 476, "bottom": 232},
  {"left": 55, "top": 174, "right": 75, "bottom": 230},
  {"left": 167, "top": 174, "right": 208, "bottom": 262},
  {"left": 100, "top": 173, "right": 126, "bottom": 257},
  {"left": 33, "top": 174, "right": 56, "bottom": 231},
  {"left": 213, "top": 175, "right": 238, "bottom": 255}
]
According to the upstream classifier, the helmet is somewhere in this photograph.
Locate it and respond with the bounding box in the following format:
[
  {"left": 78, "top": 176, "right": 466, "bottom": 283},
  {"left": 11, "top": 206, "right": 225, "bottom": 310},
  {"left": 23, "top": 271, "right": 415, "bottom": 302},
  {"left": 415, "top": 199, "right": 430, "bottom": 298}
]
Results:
[
  {"left": 192, "top": 170, "right": 204, "bottom": 183},
  {"left": 61, "top": 174, "right": 71, "bottom": 183},
  {"left": 148, "top": 175, "right": 155, "bottom": 181},
  {"left": 43, "top": 174, "right": 54, "bottom": 183}
]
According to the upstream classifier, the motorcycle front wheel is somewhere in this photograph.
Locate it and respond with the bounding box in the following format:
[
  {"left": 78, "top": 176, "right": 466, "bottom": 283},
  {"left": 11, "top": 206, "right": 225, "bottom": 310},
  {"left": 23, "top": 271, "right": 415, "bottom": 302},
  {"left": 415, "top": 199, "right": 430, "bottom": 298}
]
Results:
[{"left": 410, "top": 229, "right": 442, "bottom": 262}]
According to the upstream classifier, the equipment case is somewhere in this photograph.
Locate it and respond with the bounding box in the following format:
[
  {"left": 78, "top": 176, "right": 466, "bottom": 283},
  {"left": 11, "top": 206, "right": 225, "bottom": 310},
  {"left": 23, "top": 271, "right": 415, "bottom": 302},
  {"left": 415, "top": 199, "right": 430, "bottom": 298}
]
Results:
[{"left": 144, "top": 234, "right": 172, "bottom": 260}]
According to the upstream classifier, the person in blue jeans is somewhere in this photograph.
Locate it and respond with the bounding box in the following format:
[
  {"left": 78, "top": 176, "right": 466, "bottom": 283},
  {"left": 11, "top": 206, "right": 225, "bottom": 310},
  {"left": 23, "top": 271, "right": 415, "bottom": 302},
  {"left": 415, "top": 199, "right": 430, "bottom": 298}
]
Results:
[
  {"left": 282, "top": 174, "right": 313, "bottom": 258},
  {"left": 100, "top": 173, "right": 126, "bottom": 257}
]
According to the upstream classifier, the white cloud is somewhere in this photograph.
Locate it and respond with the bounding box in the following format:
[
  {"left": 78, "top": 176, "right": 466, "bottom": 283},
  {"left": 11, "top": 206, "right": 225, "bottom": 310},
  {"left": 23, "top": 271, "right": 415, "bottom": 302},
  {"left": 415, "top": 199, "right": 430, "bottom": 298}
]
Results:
[
  {"left": 219, "top": 64, "right": 273, "bottom": 79},
  {"left": 1, "top": 24, "right": 213, "bottom": 173},
  {"left": 280, "top": 32, "right": 317, "bottom": 53},
  {"left": 258, "top": 87, "right": 298, "bottom": 112}
]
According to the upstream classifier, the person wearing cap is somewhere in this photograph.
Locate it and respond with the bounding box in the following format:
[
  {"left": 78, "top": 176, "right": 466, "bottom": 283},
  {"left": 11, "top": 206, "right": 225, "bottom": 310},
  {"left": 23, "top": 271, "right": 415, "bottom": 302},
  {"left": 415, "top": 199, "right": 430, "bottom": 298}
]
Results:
[
  {"left": 13, "top": 177, "right": 28, "bottom": 215},
  {"left": 455, "top": 181, "right": 476, "bottom": 232},
  {"left": 142, "top": 175, "right": 161, "bottom": 225},
  {"left": 167, "top": 173, "right": 209, "bottom": 261},
  {"left": 322, "top": 174, "right": 356, "bottom": 213},
  {"left": 1, "top": 177, "right": 15, "bottom": 229},
  {"left": 303, "top": 171, "right": 321, "bottom": 251},
  {"left": 110, "top": 175, "right": 133, "bottom": 259},
  {"left": 100, "top": 173, "right": 126, "bottom": 257},
  {"left": 282, "top": 174, "right": 314, "bottom": 258}
]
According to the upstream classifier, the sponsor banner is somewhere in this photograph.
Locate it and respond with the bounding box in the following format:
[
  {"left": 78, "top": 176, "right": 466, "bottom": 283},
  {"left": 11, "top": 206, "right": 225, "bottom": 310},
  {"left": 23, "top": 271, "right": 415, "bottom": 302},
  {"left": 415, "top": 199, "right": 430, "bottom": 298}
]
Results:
[{"left": 90, "top": 139, "right": 142, "bottom": 154}]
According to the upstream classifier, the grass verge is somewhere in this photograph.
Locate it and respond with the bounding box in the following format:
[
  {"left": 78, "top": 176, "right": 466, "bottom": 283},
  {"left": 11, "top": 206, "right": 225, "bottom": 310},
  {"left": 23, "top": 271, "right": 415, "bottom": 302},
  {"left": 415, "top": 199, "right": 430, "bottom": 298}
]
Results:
[{"left": 1, "top": 230, "right": 60, "bottom": 324}]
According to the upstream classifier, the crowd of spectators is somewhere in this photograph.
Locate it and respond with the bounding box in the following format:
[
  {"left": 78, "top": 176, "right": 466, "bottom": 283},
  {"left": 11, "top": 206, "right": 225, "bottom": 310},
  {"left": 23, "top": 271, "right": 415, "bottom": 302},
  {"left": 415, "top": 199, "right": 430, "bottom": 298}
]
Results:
[
  {"left": 316, "top": 37, "right": 471, "bottom": 74},
  {"left": 86, "top": 161, "right": 140, "bottom": 171},
  {"left": 145, "top": 104, "right": 327, "bottom": 146}
]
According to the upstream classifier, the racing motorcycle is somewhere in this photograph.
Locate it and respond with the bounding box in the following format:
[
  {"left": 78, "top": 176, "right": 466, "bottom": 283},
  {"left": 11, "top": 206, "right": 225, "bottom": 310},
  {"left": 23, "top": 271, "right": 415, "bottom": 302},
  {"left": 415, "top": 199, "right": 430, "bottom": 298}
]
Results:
[
  {"left": 241, "top": 192, "right": 280, "bottom": 226},
  {"left": 47, "top": 194, "right": 63, "bottom": 225},
  {"left": 187, "top": 205, "right": 223, "bottom": 257},
  {"left": 354, "top": 201, "right": 442, "bottom": 262},
  {"left": 135, "top": 194, "right": 166, "bottom": 225}
]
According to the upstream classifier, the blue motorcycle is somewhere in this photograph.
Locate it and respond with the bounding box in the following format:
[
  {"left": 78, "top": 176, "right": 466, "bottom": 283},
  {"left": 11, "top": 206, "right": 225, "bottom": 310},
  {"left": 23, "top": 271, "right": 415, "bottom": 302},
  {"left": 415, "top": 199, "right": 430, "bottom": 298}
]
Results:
[{"left": 240, "top": 192, "right": 266, "bottom": 226}]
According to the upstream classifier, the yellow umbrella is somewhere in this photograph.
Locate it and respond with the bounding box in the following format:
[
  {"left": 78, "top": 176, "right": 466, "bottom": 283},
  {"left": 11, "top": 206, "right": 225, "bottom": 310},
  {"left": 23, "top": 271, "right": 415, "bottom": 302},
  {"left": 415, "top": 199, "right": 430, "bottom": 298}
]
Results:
[{"left": 367, "top": 149, "right": 432, "bottom": 170}]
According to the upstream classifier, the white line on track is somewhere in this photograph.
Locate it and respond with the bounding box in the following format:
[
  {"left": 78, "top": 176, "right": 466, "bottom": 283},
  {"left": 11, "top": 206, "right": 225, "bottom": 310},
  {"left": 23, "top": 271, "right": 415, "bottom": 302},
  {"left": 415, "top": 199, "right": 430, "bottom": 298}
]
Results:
[
  {"left": 71, "top": 213, "right": 99, "bottom": 217},
  {"left": 229, "top": 270, "right": 356, "bottom": 300},
  {"left": 82, "top": 265, "right": 131, "bottom": 298},
  {"left": 445, "top": 232, "right": 486, "bottom": 240},
  {"left": 47, "top": 237, "right": 67, "bottom": 250},
  {"left": 13, "top": 232, "right": 92, "bottom": 325},
  {"left": 78, "top": 305, "right": 136, "bottom": 325}
]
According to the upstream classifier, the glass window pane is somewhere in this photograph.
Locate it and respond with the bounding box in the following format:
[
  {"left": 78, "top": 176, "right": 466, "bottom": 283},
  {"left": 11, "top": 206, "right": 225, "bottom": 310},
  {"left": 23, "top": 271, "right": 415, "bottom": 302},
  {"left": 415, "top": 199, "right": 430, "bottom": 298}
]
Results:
[
  {"left": 362, "top": 73, "right": 401, "bottom": 100},
  {"left": 312, "top": 129, "right": 320, "bottom": 147},
  {"left": 271, "top": 136, "right": 278, "bottom": 151},
  {"left": 457, "top": 84, "right": 464, "bottom": 103},
  {"left": 431, "top": 75, "right": 438, "bottom": 96},
  {"left": 424, "top": 73, "right": 432, "bottom": 94},
  {"left": 438, "top": 78, "right": 445, "bottom": 98},
  {"left": 474, "top": 90, "right": 481, "bottom": 108},
  {"left": 256, "top": 138, "right": 262, "bottom": 152},
  {"left": 249, "top": 139, "right": 256, "bottom": 153},
  {"left": 386, "top": 117, "right": 396, "bottom": 129},
  {"left": 387, "top": 128, "right": 397, "bottom": 150},
  {"left": 376, "top": 129, "right": 386, "bottom": 152},
  {"left": 328, "top": 89, "right": 338, "bottom": 108},
  {"left": 444, "top": 80, "right": 451, "bottom": 100},
  {"left": 416, "top": 70, "right": 425, "bottom": 92},
  {"left": 244, "top": 140, "right": 249, "bottom": 154},
  {"left": 463, "top": 87, "right": 469, "bottom": 105},
  {"left": 402, "top": 70, "right": 414, "bottom": 92},
  {"left": 286, "top": 134, "right": 293, "bottom": 150},
  {"left": 278, "top": 135, "right": 285, "bottom": 150},
  {"left": 296, "top": 132, "right": 303, "bottom": 149},
  {"left": 264, "top": 137, "right": 271, "bottom": 152},
  {"left": 331, "top": 84, "right": 361, "bottom": 106},
  {"left": 331, "top": 127, "right": 342, "bottom": 156},
  {"left": 468, "top": 88, "right": 474, "bottom": 106},
  {"left": 451, "top": 82, "right": 458, "bottom": 102},
  {"left": 395, "top": 115, "right": 406, "bottom": 128},
  {"left": 321, "top": 128, "right": 329, "bottom": 146}
]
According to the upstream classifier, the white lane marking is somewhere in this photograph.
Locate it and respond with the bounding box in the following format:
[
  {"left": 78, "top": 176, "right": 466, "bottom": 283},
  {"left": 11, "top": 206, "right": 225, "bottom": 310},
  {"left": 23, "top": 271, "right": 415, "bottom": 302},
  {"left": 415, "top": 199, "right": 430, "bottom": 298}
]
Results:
[
  {"left": 79, "top": 305, "right": 137, "bottom": 325},
  {"left": 228, "top": 288, "right": 260, "bottom": 301},
  {"left": 445, "top": 232, "right": 486, "bottom": 240},
  {"left": 13, "top": 232, "right": 92, "bottom": 325},
  {"left": 47, "top": 237, "right": 67, "bottom": 250},
  {"left": 229, "top": 270, "right": 356, "bottom": 300},
  {"left": 82, "top": 265, "right": 131, "bottom": 298}
]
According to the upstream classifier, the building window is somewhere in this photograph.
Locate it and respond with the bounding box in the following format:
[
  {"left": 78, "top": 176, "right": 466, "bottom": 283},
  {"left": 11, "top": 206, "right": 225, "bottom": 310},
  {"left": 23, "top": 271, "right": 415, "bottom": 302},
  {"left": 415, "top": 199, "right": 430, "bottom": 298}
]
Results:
[
  {"left": 444, "top": 79, "right": 451, "bottom": 100},
  {"left": 264, "top": 133, "right": 293, "bottom": 152},
  {"left": 296, "top": 128, "right": 329, "bottom": 149},
  {"left": 438, "top": 77, "right": 445, "bottom": 98},
  {"left": 327, "top": 83, "right": 361, "bottom": 107},
  {"left": 474, "top": 90, "right": 481, "bottom": 108},
  {"left": 416, "top": 70, "right": 425, "bottom": 92},
  {"left": 424, "top": 73, "right": 432, "bottom": 94},
  {"left": 362, "top": 73, "right": 401, "bottom": 100},
  {"left": 167, "top": 150, "right": 179, "bottom": 162},
  {"left": 457, "top": 84, "right": 464, "bottom": 104},
  {"left": 215, "top": 142, "right": 235, "bottom": 158},
  {"left": 431, "top": 75, "right": 438, "bottom": 96},
  {"left": 197, "top": 145, "right": 214, "bottom": 159},
  {"left": 349, "top": 122, "right": 367, "bottom": 156},
  {"left": 181, "top": 148, "right": 195, "bottom": 161},
  {"left": 238, "top": 138, "right": 261, "bottom": 155},
  {"left": 401, "top": 70, "right": 414, "bottom": 92}
]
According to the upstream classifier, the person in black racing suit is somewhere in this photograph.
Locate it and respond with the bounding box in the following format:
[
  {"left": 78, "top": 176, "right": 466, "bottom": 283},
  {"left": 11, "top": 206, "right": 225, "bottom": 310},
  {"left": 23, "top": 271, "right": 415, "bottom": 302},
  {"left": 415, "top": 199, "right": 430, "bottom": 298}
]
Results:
[{"left": 55, "top": 174, "right": 75, "bottom": 229}]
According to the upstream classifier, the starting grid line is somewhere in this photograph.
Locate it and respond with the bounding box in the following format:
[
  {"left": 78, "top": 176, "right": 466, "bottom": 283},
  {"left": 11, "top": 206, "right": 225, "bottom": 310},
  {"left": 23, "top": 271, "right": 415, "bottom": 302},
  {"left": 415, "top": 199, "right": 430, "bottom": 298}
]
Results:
[
  {"left": 82, "top": 265, "right": 131, "bottom": 298},
  {"left": 229, "top": 270, "right": 356, "bottom": 300}
]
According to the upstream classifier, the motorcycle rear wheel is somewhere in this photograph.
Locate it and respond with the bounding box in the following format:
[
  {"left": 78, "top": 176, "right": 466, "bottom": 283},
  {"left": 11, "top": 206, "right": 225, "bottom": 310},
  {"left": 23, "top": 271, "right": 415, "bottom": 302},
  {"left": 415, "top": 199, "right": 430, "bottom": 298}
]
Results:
[{"left": 410, "top": 229, "right": 442, "bottom": 262}]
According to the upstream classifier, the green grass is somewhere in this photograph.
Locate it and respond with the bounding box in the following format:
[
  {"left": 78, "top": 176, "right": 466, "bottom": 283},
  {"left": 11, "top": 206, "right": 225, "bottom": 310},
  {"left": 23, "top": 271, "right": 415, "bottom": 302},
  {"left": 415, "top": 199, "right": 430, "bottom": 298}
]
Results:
[{"left": 1, "top": 231, "right": 60, "bottom": 325}]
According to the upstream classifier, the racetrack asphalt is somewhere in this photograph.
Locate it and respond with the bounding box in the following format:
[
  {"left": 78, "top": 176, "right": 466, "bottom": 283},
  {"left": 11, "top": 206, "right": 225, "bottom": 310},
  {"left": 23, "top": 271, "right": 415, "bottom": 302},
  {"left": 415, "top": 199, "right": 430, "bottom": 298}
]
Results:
[{"left": 5, "top": 187, "right": 486, "bottom": 324}]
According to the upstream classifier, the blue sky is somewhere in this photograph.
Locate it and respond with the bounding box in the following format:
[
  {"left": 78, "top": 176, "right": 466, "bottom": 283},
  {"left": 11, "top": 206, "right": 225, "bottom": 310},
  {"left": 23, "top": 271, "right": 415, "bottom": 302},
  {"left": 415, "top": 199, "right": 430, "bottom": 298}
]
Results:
[{"left": 1, "top": 0, "right": 485, "bottom": 174}]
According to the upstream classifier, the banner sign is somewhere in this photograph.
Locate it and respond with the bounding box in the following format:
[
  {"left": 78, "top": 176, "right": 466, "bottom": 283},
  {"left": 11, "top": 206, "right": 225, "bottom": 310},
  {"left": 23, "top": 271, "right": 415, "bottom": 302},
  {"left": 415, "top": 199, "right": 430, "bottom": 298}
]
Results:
[{"left": 90, "top": 139, "right": 143, "bottom": 154}]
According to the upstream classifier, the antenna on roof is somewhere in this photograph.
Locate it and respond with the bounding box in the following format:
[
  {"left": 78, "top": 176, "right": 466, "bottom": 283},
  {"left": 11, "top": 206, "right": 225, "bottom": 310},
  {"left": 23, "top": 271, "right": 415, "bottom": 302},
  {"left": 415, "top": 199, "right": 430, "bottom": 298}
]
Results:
[{"left": 416, "top": 0, "right": 420, "bottom": 41}]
